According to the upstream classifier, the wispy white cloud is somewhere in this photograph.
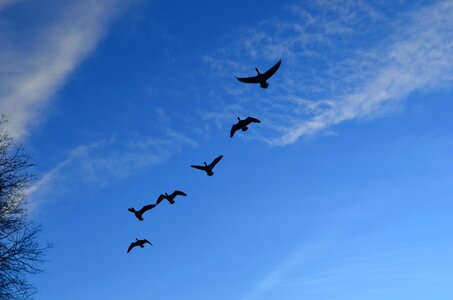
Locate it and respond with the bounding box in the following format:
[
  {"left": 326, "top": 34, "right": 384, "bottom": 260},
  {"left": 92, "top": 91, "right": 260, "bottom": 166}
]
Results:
[
  {"left": 204, "top": 0, "right": 453, "bottom": 145},
  {"left": 240, "top": 199, "right": 430, "bottom": 300},
  {"left": 26, "top": 138, "right": 114, "bottom": 201},
  {"left": 277, "top": 1, "right": 453, "bottom": 145},
  {"left": 27, "top": 124, "right": 198, "bottom": 212},
  {"left": 0, "top": 0, "right": 18, "bottom": 10},
  {"left": 0, "top": 0, "right": 127, "bottom": 140},
  {"left": 243, "top": 245, "right": 416, "bottom": 300}
]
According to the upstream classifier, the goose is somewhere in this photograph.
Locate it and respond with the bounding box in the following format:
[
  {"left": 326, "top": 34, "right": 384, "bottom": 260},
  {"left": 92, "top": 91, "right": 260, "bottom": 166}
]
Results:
[
  {"left": 127, "top": 238, "right": 153, "bottom": 253},
  {"left": 156, "top": 190, "right": 187, "bottom": 205},
  {"left": 236, "top": 59, "right": 281, "bottom": 88},
  {"left": 191, "top": 155, "right": 223, "bottom": 176},
  {"left": 230, "top": 116, "right": 261, "bottom": 138},
  {"left": 128, "top": 204, "right": 156, "bottom": 221}
]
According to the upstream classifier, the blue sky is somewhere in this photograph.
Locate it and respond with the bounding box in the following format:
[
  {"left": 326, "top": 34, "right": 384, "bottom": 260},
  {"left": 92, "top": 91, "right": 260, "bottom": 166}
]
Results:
[{"left": 1, "top": 0, "right": 453, "bottom": 299}]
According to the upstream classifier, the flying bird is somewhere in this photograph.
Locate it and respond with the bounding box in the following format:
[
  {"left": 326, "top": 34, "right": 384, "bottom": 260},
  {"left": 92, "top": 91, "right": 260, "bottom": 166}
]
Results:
[
  {"left": 156, "top": 190, "right": 187, "bottom": 205},
  {"left": 230, "top": 116, "right": 261, "bottom": 138},
  {"left": 191, "top": 155, "right": 223, "bottom": 176},
  {"left": 236, "top": 59, "right": 281, "bottom": 88},
  {"left": 127, "top": 238, "right": 153, "bottom": 253},
  {"left": 128, "top": 204, "right": 156, "bottom": 221}
]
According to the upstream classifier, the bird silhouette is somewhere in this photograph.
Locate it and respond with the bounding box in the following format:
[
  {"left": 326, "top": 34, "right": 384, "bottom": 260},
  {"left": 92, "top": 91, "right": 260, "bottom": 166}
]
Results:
[
  {"left": 230, "top": 116, "right": 261, "bottom": 138},
  {"left": 236, "top": 59, "right": 281, "bottom": 88},
  {"left": 128, "top": 204, "right": 156, "bottom": 221},
  {"left": 156, "top": 190, "right": 187, "bottom": 205},
  {"left": 191, "top": 155, "right": 223, "bottom": 176},
  {"left": 127, "top": 238, "right": 153, "bottom": 253}
]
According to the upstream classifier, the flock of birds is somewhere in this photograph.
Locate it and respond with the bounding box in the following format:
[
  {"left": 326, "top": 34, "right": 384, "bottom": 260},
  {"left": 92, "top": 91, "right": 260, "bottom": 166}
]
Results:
[{"left": 126, "top": 59, "right": 282, "bottom": 253}]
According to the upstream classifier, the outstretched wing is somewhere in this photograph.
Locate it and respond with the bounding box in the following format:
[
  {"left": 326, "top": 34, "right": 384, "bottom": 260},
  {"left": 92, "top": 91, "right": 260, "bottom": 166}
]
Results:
[
  {"left": 191, "top": 165, "right": 207, "bottom": 171},
  {"left": 230, "top": 123, "right": 240, "bottom": 138},
  {"left": 236, "top": 76, "right": 259, "bottom": 84},
  {"left": 244, "top": 117, "right": 261, "bottom": 125},
  {"left": 210, "top": 155, "right": 223, "bottom": 168},
  {"left": 263, "top": 59, "right": 281, "bottom": 80},
  {"left": 156, "top": 194, "right": 165, "bottom": 205},
  {"left": 141, "top": 204, "right": 156, "bottom": 213},
  {"left": 127, "top": 242, "right": 136, "bottom": 253},
  {"left": 172, "top": 190, "right": 187, "bottom": 197},
  {"left": 156, "top": 194, "right": 166, "bottom": 205},
  {"left": 143, "top": 239, "right": 153, "bottom": 246}
]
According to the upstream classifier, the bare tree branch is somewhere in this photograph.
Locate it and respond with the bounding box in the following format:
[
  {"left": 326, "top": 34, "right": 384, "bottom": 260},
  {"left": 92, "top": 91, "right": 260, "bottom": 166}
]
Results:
[{"left": 0, "top": 116, "right": 50, "bottom": 299}]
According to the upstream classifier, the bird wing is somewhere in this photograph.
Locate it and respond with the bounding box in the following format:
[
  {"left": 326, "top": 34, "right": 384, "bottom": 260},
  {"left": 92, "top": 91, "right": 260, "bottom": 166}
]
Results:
[
  {"left": 156, "top": 194, "right": 165, "bottom": 205},
  {"left": 127, "top": 242, "right": 137, "bottom": 253},
  {"left": 236, "top": 75, "right": 259, "bottom": 84},
  {"left": 263, "top": 59, "right": 281, "bottom": 80},
  {"left": 141, "top": 204, "right": 156, "bottom": 213},
  {"left": 210, "top": 155, "right": 223, "bottom": 168},
  {"left": 191, "top": 165, "right": 207, "bottom": 171},
  {"left": 173, "top": 190, "right": 187, "bottom": 197},
  {"left": 143, "top": 239, "right": 153, "bottom": 246},
  {"left": 244, "top": 117, "right": 261, "bottom": 125},
  {"left": 230, "top": 123, "right": 240, "bottom": 138}
]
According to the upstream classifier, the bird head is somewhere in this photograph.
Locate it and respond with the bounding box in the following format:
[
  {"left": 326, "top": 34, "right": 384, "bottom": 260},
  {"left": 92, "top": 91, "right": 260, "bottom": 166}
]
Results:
[
  {"left": 237, "top": 116, "right": 241, "bottom": 121},
  {"left": 255, "top": 67, "right": 260, "bottom": 75}
]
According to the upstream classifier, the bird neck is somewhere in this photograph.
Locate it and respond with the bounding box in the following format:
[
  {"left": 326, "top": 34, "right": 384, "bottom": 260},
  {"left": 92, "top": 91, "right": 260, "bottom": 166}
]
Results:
[{"left": 237, "top": 117, "right": 241, "bottom": 121}]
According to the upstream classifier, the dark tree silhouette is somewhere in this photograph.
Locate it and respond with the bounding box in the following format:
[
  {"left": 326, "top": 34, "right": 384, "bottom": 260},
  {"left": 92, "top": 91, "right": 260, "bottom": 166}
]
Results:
[{"left": 0, "top": 117, "right": 49, "bottom": 299}]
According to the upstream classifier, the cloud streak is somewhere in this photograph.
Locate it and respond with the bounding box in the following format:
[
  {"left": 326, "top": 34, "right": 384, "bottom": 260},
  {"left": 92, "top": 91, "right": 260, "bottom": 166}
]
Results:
[
  {"left": 0, "top": 0, "right": 18, "bottom": 11},
  {"left": 277, "top": 1, "right": 453, "bottom": 145},
  {"left": 27, "top": 126, "right": 198, "bottom": 212},
  {"left": 204, "top": 0, "right": 453, "bottom": 145},
  {"left": 0, "top": 0, "right": 126, "bottom": 140},
  {"left": 240, "top": 197, "right": 435, "bottom": 300}
]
